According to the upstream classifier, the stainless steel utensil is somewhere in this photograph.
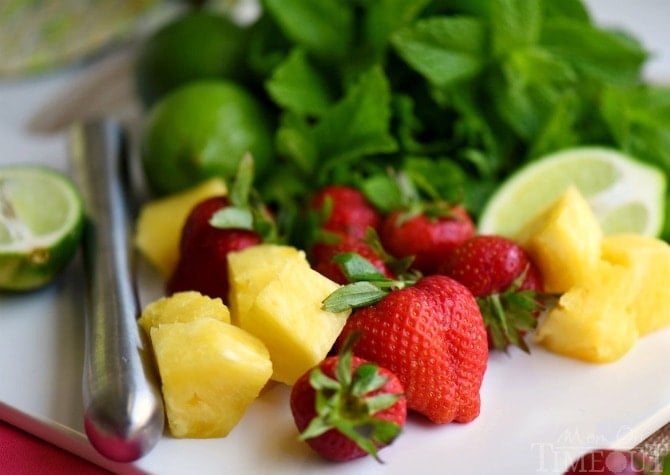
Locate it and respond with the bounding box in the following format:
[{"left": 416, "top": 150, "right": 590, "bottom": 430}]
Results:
[{"left": 69, "top": 119, "right": 164, "bottom": 462}]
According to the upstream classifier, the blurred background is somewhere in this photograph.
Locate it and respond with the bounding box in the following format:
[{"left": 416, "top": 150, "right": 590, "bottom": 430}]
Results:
[{"left": 2, "top": 0, "right": 669, "bottom": 81}]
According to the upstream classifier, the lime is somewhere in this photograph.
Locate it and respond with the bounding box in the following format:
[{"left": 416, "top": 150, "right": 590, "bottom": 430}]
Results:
[
  {"left": 134, "top": 10, "right": 252, "bottom": 107},
  {"left": 141, "top": 80, "right": 274, "bottom": 196},
  {"left": 478, "top": 147, "right": 667, "bottom": 238},
  {"left": 0, "top": 166, "right": 84, "bottom": 291}
]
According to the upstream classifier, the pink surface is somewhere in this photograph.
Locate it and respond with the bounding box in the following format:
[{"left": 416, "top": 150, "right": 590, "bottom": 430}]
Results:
[{"left": 0, "top": 421, "right": 111, "bottom": 474}]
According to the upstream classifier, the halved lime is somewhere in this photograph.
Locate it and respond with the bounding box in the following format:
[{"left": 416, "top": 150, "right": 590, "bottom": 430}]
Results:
[
  {"left": 478, "top": 147, "right": 667, "bottom": 238},
  {"left": 0, "top": 166, "right": 84, "bottom": 291}
]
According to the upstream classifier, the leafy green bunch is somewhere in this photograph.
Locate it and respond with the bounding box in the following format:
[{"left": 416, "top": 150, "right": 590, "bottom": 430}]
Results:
[{"left": 237, "top": 0, "right": 670, "bottom": 240}]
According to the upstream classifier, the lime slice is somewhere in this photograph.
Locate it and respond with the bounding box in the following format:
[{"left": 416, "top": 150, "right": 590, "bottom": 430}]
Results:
[
  {"left": 478, "top": 147, "right": 667, "bottom": 238},
  {"left": 0, "top": 165, "right": 84, "bottom": 291}
]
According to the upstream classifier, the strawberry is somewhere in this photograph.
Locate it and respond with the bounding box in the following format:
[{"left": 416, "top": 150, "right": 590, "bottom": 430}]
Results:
[
  {"left": 309, "top": 185, "right": 382, "bottom": 240},
  {"left": 290, "top": 334, "right": 407, "bottom": 462},
  {"left": 166, "top": 154, "right": 274, "bottom": 301},
  {"left": 166, "top": 195, "right": 262, "bottom": 301},
  {"left": 307, "top": 185, "right": 390, "bottom": 284},
  {"left": 324, "top": 256, "right": 488, "bottom": 424},
  {"left": 437, "top": 235, "right": 544, "bottom": 352},
  {"left": 380, "top": 204, "right": 476, "bottom": 275},
  {"left": 313, "top": 233, "right": 395, "bottom": 285}
]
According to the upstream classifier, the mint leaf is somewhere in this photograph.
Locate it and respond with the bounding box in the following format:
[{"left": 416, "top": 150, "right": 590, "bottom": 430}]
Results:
[
  {"left": 360, "top": 173, "right": 403, "bottom": 213},
  {"left": 490, "top": 0, "right": 542, "bottom": 57},
  {"left": 542, "top": 0, "right": 590, "bottom": 22},
  {"left": 526, "top": 90, "right": 582, "bottom": 158},
  {"left": 275, "top": 112, "right": 319, "bottom": 174},
  {"left": 541, "top": 19, "right": 648, "bottom": 85},
  {"left": 391, "top": 93, "right": 453, "bottom": 156},
  {"left": 246, "top": 15, "right": 291, "bottom": 80},
  {"left": 439, "top": 0, "right": 491, "bottom": 17},
  {"left": 403, "top": 155, "right": 468, "bottom": 203},
  {"left": 228, "top": 0, "right": 670, "bottom": 250},
  {"left": 391, "top": 16, "right": 486, "bottom": 87},
  {"left": 362, "top": 0, "right": 432, "bottom": 57},
  {"left": 447, "top": 86, "right": 508, "bottom": 174},
  {"left": 492, "top": 46, "right": 577, "bottom": 140},
  {"left": 601, "top": 84, "right": 670, "bottom": 172},
  {"left": 265, "top": 48, "right": 334, "bottom": 117},
  {"left": 315, "top": 65, "right": 397, "bottom": 167},
  {"left": 262, "top": 0, "right": 354, "bottom": 63}
]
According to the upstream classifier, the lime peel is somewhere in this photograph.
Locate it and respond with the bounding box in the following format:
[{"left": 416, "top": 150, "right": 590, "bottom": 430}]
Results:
[{"left": 478, "top": 147, "right": 667, "bottom": 239}]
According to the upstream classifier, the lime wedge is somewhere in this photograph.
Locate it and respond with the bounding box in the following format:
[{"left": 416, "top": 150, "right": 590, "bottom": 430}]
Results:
[
  {"left": 0, "top": 166, "right": 84, "bottom": 291},
  {"left": 478, "top": 147, "right": 667, "bottom": 239}
]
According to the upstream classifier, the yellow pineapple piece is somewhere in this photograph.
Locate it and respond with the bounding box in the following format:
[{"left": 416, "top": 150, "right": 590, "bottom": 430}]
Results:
[
  {"left": 534, "top": 260, "right": 638, "bottom": 363},
  {"left": 150, "top": 317, "right": 272, "bottom": 438},
  {"left": 226, "top": 244, "right": 303, "bottom": 326},
  {"left": 601, "top": 234, "right": 670, "bottom": 335},
  {"left": 134, "top": 177, "right": 227, "bottom": 277},
  {"left": 138, "top": 290, "right": 230, "bottom": 337},
  {"left": 517, "top": 186, "right": 602, "bottom": 293},
  {"left": 228, "top": 244, "right": 350, "bottom": 385}
]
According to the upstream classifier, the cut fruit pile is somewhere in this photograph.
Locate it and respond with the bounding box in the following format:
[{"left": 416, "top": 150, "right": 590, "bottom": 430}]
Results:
[
  {"left": 138, "top": 245, "right": 351, "bottom": 438},
  {"left": 520, "top": 186, "right": 670, "bottom": 363},
  {"left": 132, "top": 144, "right": 670, "bottom": 464}
]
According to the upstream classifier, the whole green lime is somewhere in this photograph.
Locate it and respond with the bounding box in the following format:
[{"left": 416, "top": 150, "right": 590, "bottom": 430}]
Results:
[
  {"left": 141, "top": 80, "right": 274, "bottom": 195},
  {"left": 134, "top": 10, "right": 251, "bottom": 107}
]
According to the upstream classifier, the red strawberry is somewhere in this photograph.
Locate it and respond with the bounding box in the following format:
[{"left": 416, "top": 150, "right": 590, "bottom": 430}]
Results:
[
  {"left": 166, "top": 196, "right": 261, "bottom": 301},
  {"left": 313, "top": 233, "right": 395, "bottom": 284},
  {"left": 290, "top": 334, "right": 407, "bottom": 462},
  {"left": 380, "top": 204, "right": 475, "bottom": 275},
  {"left": 437, "top": 235, "right": 544, "bottom": 352},
  {"left": 324, "top": 261, "right": 488, "bottom": 424},
  {"left": 167, "top": 155, "right": 274, "bottom": 301},
  {"left": 310, "top": 185, "right": 382, "bottom": 239}
]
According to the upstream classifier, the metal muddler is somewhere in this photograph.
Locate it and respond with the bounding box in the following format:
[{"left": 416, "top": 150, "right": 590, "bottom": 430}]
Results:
[{"left": 69, "top": 119, "right": 164, "bottom": 462}]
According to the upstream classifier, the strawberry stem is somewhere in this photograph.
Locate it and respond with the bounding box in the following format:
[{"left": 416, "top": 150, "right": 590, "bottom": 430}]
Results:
[
  {"left": 322, "top": 252, "right": 417, "bottom": 313},
  {"left": 478, "top": 267, "right": 543, "bottom": 353},
  {"left": 208, "top": 153, "right": 280, "bottom": 242},
  {"left": 298, "top": 333, "right": 403, "bottom": 463},
  {"left": 229, "top": 152, "right": 254, "bottom": 209}
]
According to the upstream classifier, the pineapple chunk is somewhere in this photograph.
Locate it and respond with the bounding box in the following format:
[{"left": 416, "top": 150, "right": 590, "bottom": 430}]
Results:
[
  {"left": 150, "top": 318, "right": 272, "bottom": 438},
  {"left": 228, "top": 244, "right": 350, "bottom": 385},
  {"left": 517, "top": 186, "right": 602, "bottom": 294},
  {"left": 522, "top": 188, "right": 670, "bottom": 363},
  {"left": 134, "top": 177, "right": 227, "bottom": 277},
  {"left": 601, "top": 234, "right": 670, "bottom": 335},
  {"left": 534, "top": 261, "right": 638, "bottom": 363},
  {"left": 138, "top": 291, "right": 230, "bottom": 336},
  {"left": 227, "top": 244, "right": 303, "bottom": 326}
]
